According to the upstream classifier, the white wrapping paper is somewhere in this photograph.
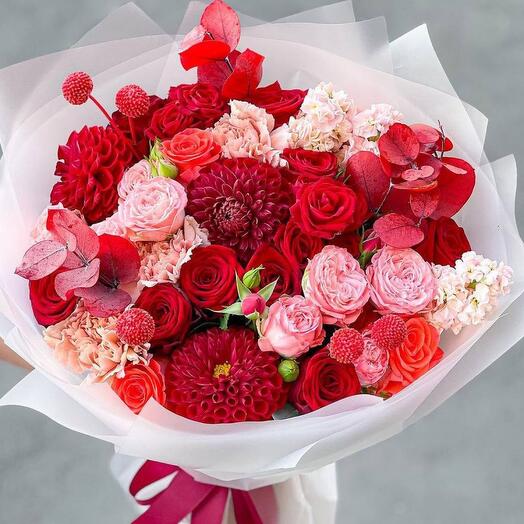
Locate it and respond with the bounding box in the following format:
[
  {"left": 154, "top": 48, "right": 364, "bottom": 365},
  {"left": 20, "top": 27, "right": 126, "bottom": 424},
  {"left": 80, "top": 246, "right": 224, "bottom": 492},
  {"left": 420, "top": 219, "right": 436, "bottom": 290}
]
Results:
[{"left": 1, "top": 4, "right": 523, "bottom": 519}]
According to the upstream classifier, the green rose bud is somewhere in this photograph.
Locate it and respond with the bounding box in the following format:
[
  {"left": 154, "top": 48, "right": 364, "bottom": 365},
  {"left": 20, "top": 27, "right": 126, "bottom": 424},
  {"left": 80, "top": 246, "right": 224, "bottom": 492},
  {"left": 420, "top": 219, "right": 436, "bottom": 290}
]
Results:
[
  {"left": 242, "top": 266, "right": 263, "bottom": 289},
  {"left": 278, "top": 359, "right": 300, "bottom": 383},
  {"left": 149, "top": 140, "right": 178, "bottom": 179}
]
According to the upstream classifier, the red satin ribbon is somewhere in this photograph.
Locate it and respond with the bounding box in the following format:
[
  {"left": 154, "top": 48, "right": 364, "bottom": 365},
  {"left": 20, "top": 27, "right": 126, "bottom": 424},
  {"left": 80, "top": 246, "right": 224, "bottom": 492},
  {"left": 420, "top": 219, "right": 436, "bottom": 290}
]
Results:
[{"left": 129, "top": 461, "right": 266, "bottom": 524}]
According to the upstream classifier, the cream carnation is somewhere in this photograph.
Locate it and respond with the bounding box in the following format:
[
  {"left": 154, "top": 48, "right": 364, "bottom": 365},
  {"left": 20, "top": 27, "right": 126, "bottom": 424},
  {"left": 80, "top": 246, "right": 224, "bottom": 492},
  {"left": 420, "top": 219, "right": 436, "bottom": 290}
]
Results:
[{"left": 352, "top": 103, "right": 403, "bottom": 140}]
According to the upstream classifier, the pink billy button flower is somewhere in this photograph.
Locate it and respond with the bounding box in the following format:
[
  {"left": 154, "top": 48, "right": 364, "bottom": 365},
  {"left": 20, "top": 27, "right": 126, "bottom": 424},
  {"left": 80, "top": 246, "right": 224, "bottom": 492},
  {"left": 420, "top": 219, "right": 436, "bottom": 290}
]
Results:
[
  {"left": 62, "top": 71, "right": 93, "bottom": 105},
  {"left": 116, "top": 308, "right": 155, "bottom": 346}
]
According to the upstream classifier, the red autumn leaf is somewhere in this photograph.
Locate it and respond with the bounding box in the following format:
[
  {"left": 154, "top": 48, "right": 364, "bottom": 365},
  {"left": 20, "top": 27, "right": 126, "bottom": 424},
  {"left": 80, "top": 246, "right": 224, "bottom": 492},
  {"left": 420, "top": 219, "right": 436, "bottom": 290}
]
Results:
[
  {"left": 75, "top": 283, "right": 132, "bottom": 317},
  {"left": 179, "top": 39, "right": 231, "bottom": 71},
  {"left": 222, "top": 49, "right": 264, "bottom": 100},
  {"left": 200, "top": 0, "right": 241, "bottom": 49},
  {"left": 392, "top": 179, "right": 439, "bottom": 192},
  {"left": 198, "top": 50, "right": 240, "bottom": 89},
  {"left": 54, "top": 258, "right": 100, "bottom": 300},
  {"left": 345, "top": 151, "right": 390, "bottom": 210},
  {"left": 378, "top": 123, "right": 420, "bottom": 166},
  {"left": 373, "top": 213, "right": 424, "bottom": 248},
  {"left": 97, "top": 234, "right": 140, "bottom": 286},
  {"left": 15, "top": 240, "right": 68, "bottom": 280},
  {"left": 410, "top": 189, "right": 440, "bottom": 219},
  {"left": 431, "top": 157, "right": 475, "bottom": 219}
]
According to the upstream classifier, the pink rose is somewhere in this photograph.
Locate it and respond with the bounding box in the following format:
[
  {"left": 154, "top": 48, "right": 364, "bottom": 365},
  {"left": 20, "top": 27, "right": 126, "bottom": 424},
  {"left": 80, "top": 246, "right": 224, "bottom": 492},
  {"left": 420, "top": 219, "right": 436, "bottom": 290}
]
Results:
[
  {"left": 354, "top": 338, "right": 389, "bottom": 385},
  {"left": 366, "top": 246, "right": 437, "bottom": 315},
  {"left": 303, "top": 245, "right": 370, "bottom": 326},
  {"left": 212, "top": 100, "right": 282, "bottom": 167},
  {"left": 117, "top": 160, "right": 152, "bottom": 203},
  {"left": 91, "top": 212, "right": 127, "bottom": 236},
  {"left": 119, "top": 177, "right": 187, "bottom": 241},
  {"left": 258, "top": 295, "right": 325, "bottom": 358}
]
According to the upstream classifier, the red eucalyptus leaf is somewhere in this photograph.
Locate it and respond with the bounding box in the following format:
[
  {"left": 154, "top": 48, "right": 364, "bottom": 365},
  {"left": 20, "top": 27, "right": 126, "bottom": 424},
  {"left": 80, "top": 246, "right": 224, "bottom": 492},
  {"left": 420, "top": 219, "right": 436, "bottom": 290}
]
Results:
[
  {"left": 392, "top": 179, "right": 439, "bottom": 192},
  {"left": 410, "top": 189, "right": 440, "bottom": 219},
  {"left": 200, "top": 0, "right": 241, "bottom": 49},
  {"left": 222, "top": 49, "right": 264, "bottom": 100},
  {"left": 179, "top": 39, "right": 231, "bottom": 70},
  {"left": 75, "top": 283, "right": 132, "bottom": 317},
  {"left": 378, "top": 123, "right": 420, "bottom": 166},
  {"left": 97, "top": 234, "right": 140, "bottom": 286},
  {"left": 373, "top": 213, "right": 424, "bottom": 248},
  {"left": 401, "top": 165, "right": 434, "bottom": 181},
  {"left": 15, "top": 240, "right": 67, "bottom": 280},
  {"left": 54, "top": 258, "right": 100, "bottom": 300},
  {"left": 345, "top": 151, "right": 390, "bottom": 210},
  {"left": 411, "top": 123, "right": 440, "bottom": 147},
  {"left": 198, "top": 50, "right": 240, "bottom": 89}
]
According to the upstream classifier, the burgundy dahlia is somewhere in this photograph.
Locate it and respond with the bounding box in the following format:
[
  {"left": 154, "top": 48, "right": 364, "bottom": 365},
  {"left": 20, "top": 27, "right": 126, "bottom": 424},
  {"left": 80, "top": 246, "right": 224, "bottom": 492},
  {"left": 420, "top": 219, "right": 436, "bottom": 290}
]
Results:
[
  {"left": 165, "top": 327, "right": 288, "bottom": 423},
  {"left": 50, "top": 125, "right": 134, "bottom": 224},
  {"left": 187, "top": 158, "right": 292, "bottom": 262}
]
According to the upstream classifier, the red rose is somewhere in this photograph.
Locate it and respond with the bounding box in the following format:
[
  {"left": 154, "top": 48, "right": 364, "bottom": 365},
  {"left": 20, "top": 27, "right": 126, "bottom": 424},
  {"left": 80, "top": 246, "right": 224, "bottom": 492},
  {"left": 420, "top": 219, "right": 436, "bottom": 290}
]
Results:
[
  {"left": 290, "top": 347, "right": 361, "bottom": 413},
  {"left": 246, "top": 244, "right": 301, "bottom": 302},
  {"left": 273, "top": 220, "right": 324, "bottom": 270},
  {"left": 111, "top": 359, "right": 166, "bottom": 414},
  {"left": 51, "top": 126, "right": 134, "bottom": 224},
  {"left": 249, "top": 82, "right": 306, "bottom": 127},
  {"left": 330, "top": 230, "right": 362, "bottom": 259},
  {"left": 29, "top": 270, "right": 78, "bottom": 327},
  {"left": 179, "top": 245, "right": 243, "bottom": 310},
  {"left": 290, "top": 178, "right": 368, "bottom": 239},
  {"left": 145, "top": 101, "right": 199, "bottom": 141},
  {"left": 281, "top": 148, "right": 338, "bottom": 184},
  {"left": 168, "top": 83, "right": 228, "bottom": 128},
  {"left": 135, "top": 283, "right": 192, "bottom": 353},
  {"left": 415, "top": 217, "right": 471, "bottom": 266}
]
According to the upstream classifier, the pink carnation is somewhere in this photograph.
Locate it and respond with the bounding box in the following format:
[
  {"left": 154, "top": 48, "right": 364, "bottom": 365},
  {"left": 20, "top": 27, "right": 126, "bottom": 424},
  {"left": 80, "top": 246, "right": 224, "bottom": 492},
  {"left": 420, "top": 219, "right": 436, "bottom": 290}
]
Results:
[
  {"left": 212, "top": 100, "right": 282, "bottom": 167},
  {"left": 119, "top": 177, "right": 187, "bottom": 242},
  {"left": 258, "top": 295, "right": 325, "bottom": 358},
  {"left": 354, "top": 337, "right": 389, "bottom": 385},
  {"left": 366, "top": 246, "right": 437, "bottom": 315},
  {"left": 303, "top": 245, "right": 370, "bottom": 326},
  {"left": 117, "top": 159, "right": 152, "bottom": 203}
]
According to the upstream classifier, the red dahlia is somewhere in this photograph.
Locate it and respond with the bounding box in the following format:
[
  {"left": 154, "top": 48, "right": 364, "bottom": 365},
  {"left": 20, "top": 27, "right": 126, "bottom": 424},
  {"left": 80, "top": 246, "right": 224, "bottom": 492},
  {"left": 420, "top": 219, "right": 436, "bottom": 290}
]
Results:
[
  {"left": 187, "top": 158, "right": 292, "bottom": 262},
  {"left": 50, "top": 125, "right": 134, "bottom": 224},
  {"left": 165, "top": 327, "right": 288, "bottom": 423}
]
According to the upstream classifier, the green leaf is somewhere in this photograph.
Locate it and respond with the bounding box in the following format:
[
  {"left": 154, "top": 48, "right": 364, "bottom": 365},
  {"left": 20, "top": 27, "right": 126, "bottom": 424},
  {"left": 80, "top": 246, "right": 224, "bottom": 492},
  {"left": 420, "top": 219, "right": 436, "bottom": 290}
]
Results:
[
  {"left": 235, "top": 272, "right": 251, "bottom": 300},
  {"left": 258, "top": 277, "right": 279, "bottom": 301},
  {"left": 211, "top": 302, "right": 243, "bottom": 315},
  {"left": 219, "top": 313, "right": 230, "bottom": 330}
]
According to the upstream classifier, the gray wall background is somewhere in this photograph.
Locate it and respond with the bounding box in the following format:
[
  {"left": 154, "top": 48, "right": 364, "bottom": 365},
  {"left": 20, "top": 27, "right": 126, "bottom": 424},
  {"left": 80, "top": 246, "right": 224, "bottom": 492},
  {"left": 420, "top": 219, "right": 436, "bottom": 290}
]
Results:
[{"left": 0, "top": 1, "right": 523, "bottom": 523}]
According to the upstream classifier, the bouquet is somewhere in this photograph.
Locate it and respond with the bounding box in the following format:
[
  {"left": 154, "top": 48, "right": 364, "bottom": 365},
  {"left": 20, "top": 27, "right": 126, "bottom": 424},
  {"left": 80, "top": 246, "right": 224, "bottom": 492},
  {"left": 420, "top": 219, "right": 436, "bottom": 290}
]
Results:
[{"left": 1, "top": 1, "right": 523, "bottom": 522}]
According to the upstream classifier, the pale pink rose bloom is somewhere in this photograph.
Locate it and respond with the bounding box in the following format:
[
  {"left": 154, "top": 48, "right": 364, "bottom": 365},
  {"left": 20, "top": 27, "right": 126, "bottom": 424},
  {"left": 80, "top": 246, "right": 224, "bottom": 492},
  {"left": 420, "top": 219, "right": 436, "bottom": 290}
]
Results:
[
  {"left": 366, "top": 246, "right": 437, "bottom": 315},
  {"left": 258, "top": 295, "right": 325, "bottom": 358},
  {"left": 118, "top": 159, "right": 152, "bottom": 203},
  {"left": 43, "top": 304, "right": 148, "bottom": 381},
  {"left": 119, "top": 177, "right": 187, "bottom": 242},
  {"left": 91, "top": 212, "right": 127, "bottom": 236},
  {"left": 212, "top": 100, "right": 282, "bottom": 167},
  {"left": 303, "top": 245, "right": 370, "bottom": 326},
  {"left": 354, "top": 337, "right": 389, "bottom": 385},
  {"left": 138, "top": 216, "right": 209, "bottom": 285}
]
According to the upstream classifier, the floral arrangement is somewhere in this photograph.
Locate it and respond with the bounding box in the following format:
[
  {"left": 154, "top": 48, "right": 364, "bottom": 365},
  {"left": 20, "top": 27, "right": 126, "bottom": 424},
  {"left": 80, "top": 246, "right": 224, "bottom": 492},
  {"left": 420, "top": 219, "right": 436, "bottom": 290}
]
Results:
[{"left": 14, "top": 0, "right": 514, "bottom": 425}]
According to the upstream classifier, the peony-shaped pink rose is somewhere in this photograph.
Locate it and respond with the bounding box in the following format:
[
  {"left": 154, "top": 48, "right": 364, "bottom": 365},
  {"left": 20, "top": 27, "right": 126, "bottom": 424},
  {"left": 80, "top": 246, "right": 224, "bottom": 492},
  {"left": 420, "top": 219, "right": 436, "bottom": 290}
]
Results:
[
  {"left": 258, "top": 295, "right": 325, "bottom": 358},
  {"left": 119, "top": 177, "right": 187, "bottom": 241},
  {"left": 91, "top": 212, "right": 127, "bottom": 236},
  {"left": 212, "top": 100, "right": 282, "bottom": 167},
  {"left": 117, "top": 159, "right": 152, "bottom": 203},
  {"left": 366, "top": 246, "right": 437, "bottom": 315},
  {"left": 303, "top": 245, "right": 370, "bottom": 326},
  {"left": 354, "top": 337, "right": 389, "bottom": 385}
]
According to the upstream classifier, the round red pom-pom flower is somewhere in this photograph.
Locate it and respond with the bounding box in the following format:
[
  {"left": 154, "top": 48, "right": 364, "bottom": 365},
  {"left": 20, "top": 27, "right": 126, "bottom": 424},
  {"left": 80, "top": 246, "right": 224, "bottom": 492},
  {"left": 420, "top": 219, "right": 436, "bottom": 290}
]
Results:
[
  {"left": 179, "top": 245, "right": 242, "bottom": 310},
  {"left": 135, "top": 284, "right": 192, "bottom": 353},
  {"left": 116, "top": 308, "right": 155, "bottom": 346},
  {"left": 371, "top": 314, "right": 407, "bottom": 351},
  {"left": 62, "top": 71, "right": 93, "bottom": 105},
  {"left": 50, "top": 125, "right": 134, "bottom": 224},
  {"left": 187, "top": 158, "right": 292, "bottom": 262},
  {"left": 112, "top": 360, "right": 166, "bottom": 414},
  {"left": 328, "top": 328, "right": 364, "bottom": 364},
  {"left": 165, "top": 327, "right": 287, "bottom": 423},
  {"left": 115, "top": 84, "right": 150, "bottom": 118}
]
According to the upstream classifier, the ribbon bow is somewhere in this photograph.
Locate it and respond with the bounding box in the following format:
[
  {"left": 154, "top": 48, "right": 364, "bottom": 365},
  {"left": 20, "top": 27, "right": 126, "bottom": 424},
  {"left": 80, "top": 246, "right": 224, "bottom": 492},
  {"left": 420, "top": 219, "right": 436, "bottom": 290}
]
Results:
[{"left": 130, "top": 460, "right": 269, "bottom": 524}]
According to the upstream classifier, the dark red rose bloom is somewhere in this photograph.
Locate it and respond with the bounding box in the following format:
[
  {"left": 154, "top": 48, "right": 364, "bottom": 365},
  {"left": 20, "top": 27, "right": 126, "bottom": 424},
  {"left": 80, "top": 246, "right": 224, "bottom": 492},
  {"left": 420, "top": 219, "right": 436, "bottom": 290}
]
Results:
[
  {"left": 273, "top": 220, "right": 324, "bottom": 270},
  {"left": 330, "top": 230, "right": 361, "bottom": 259},
  {"left": 246, "top": 244, "right": 301, "bottom": 302},
  {"left": 290, "top": 347, "right": 361, "bottom": 413},
  {"left": 290, "top": 178, "right": 368, "bottom": 239},
  {"left": 29, "top": 270, "right": 78, "bottom": 327},
  {"left": 165, "top": 327, "right": 288, "bottom": 423},
  {"left": 50, "top": 125, "right": 134, "bottom": 224},
  {"left": 112, "top": 95, "right": 165, "bottom": 157},
  {"left": 179, "top": 245, "right": 243, "bottom": 310},
  {"left": 187, "top": 158, "right": 292, "bottom": 262},
  {"left": 415, "top": 217, "right": 471, "bottom": 266},
  {"left": 281, "top": 148, "right": 338, "bottom": 184},
  {"left": 135, "top": 283, "right": 192, "bottom": 353},
  {"left": 249, "top": 82, "right": 306, "bottom": 127},
  {"left": 112, "top": 359, "right": 166, "bottom": 414},
  {"left": 168, "top": 83, "right": 228, "bottom": 128},
  {"left": 145, "top": 101, "right": 199, "bottom": 141}
]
